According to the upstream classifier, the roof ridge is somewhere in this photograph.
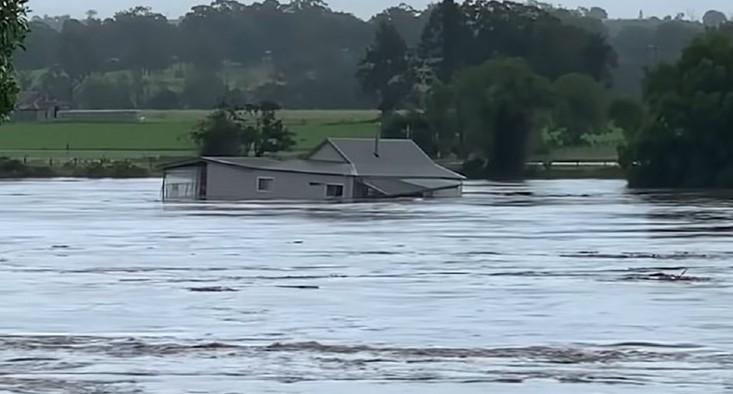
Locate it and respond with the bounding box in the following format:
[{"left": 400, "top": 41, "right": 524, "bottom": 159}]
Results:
[{"left": 329, "top": 137, "right": 414, "bottom": 141}]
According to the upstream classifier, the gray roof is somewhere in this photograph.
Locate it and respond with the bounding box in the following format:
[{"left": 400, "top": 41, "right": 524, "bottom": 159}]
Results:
[
  {"left": 164, "top": 138, "right": 464, "bottom": 180},
  {"left": 203, "top": 157, "right": 355, "bottom": 176},
  {"left": 323, "top": 138, "right": 465, "bottom": 180}
]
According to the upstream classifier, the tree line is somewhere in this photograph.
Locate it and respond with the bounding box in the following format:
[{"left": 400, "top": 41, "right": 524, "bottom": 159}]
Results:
[
  {"left": 355, "top": 1, "right": 733, "bottom": 183},
  {"left": 9, "top": 0, "right": 733, "bottom": 188},
  {"left": 357, "top": 1, "right": 619, "bottom": 178},
  {"left": 13, "top": 0, "right": 729, "bottom": 111}
]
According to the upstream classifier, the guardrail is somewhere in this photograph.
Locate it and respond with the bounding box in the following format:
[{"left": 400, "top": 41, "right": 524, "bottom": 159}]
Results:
[{"left": 527, "top": 161, "right": 620, "bottom": 168}]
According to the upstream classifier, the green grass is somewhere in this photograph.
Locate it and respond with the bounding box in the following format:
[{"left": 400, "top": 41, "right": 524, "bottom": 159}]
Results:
[
  {"left": 0, "top": 121, "right": 195, "bottom": 151},
  {"left": 538, "top": 145, "right": 620, "bottom": 162},
  {"left": 0, "top": 109, "right": 623, "bottom": 163},
  {"left": 0, "top": 110, "right": 380, "bottom": 161}
]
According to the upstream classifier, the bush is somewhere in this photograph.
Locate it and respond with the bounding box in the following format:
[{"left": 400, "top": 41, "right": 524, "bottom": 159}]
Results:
[
  {"left": 72, "top": 160, "right": 150, "bottom": 178},
  {"left": 74, "top": 75, "right": 134, "bottom": 109},
  {"left": 145, "top": 88, "right": 181, "bottom": 109},
  {"left": 0, "top": 157, "right": 54, "bottom": 178},
  {"left": 381, "top": 111, "right": 436, "bottom": 156},
  {"left": 191, "top": 110, "right": 244, "bottom": 156},
  {"left": 181, "top": 69, "right": 227, "bottom": 109}
]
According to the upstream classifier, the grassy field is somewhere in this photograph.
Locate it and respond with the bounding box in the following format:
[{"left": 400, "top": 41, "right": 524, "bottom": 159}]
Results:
[
  {"left": 0, "top": 110, "right": 381, "bottom": 162},
  {"left": 0, "top": 109, "right": 622, "bottom": 164}
]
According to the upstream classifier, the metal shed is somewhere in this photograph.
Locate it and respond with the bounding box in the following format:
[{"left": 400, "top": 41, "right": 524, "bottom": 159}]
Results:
[{"left": 162, "top": 138, "right": 465, "bottom": 201}]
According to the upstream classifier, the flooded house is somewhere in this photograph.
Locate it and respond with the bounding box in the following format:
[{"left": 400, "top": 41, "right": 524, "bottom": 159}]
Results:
[{"left": 162, "top": 138, "right": 464, "bottom": 201}]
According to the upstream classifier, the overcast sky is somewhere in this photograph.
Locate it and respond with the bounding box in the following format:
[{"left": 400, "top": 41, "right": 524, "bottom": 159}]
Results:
[{"left": 28, "top": 0, "right": 733, "bottom": 20}]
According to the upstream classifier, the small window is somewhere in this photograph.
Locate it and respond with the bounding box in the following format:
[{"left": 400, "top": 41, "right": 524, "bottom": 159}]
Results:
[
  {"left": 326, "top": 184, "right": 344, "bottom": 198},
  {"left": 257, "top": 177, "right": 274, "bottom": 192}
]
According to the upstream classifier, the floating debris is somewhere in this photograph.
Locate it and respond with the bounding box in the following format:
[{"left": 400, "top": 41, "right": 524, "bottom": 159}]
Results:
[
  {"left": 188, "top": 286, "right": 238, "bottom": 293},
  {"left": 563, "top": 251, "right": 712, "bottom": 260},
  {"left": 620, "top": 269, "right": 710, "bottom": 283},
  {"left": 276, "top": 285, "right": 320, "bottom": 290}
]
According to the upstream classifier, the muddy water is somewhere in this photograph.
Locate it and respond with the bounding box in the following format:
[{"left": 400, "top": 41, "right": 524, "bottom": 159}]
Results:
[{"left": 1, "top": 179, "right": 733, "bottom": 393}]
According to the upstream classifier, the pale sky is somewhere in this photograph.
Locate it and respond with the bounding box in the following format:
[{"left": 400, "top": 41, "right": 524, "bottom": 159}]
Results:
[{"left": 27, "top": 0, "right": 732, "bottom": 20}]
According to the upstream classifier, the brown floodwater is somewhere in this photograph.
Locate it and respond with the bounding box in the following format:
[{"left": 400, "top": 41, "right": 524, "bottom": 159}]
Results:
[{"left": 1, "top": 178, "right": 732, "bottom": 393}]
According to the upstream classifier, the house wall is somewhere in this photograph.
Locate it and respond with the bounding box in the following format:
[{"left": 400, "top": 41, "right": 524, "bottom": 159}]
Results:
[
  {"left": 309, "top": 143, "right": 346, "bottom": 162},
  {"left": 163, "top": 165, "right": 202, "bottom": 200},
  {"left": 206, "top": 163, "right": 355, "bottom": 201},
  {"left": 430, "top": 185, "right": 463, "bottom": 198}
]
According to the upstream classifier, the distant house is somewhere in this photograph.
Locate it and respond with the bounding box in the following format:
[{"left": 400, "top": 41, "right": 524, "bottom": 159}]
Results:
[
  {"left": 10, "top": 91, "right": 63, "bottom": 122},
  {"left": 162, "top": 138, "right": 465, "bottom": 201}
]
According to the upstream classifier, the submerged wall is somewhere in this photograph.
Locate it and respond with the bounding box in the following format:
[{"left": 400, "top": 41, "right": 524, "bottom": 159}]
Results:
[{"left": 206, "top": 163, "right": 355, "bottom": 201}]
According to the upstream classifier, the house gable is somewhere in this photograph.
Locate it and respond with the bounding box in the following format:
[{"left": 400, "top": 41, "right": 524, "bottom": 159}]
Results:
[
  {"left": 327, "top": 138, "right": 465, "bottom": 179},
  {"left": 308, "top": 140, "right": 349, "bottom": 163}
]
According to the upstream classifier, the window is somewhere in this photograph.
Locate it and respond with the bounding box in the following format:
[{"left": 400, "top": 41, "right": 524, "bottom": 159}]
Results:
[
  {"left": 257, "top": 177, "right": 274, "bottom": 192},
  {"left": 326, "top": 184, "right": 344, "bottom": 198}
]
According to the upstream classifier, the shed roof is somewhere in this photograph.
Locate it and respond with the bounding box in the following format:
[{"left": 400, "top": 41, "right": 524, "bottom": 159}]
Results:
[
  {"left": 15, "top": 91, "right": 63, "bottom": 110},
  {"left": 318, "top": 138, "right": 464, "bottom": 180},
  {"left": 164, "top": 138, "right": 464, "bottom": 180},
  {"left": 208, "top": 157, "right": 355, "bottom": 175},
  {"left": 164, "top": 156, "right": 354, "bottom": 176}
]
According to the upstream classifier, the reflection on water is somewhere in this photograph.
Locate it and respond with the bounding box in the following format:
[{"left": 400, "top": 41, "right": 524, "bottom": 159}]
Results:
[{"left": 0, "top": 178, "right": 732, "bottom": 393}]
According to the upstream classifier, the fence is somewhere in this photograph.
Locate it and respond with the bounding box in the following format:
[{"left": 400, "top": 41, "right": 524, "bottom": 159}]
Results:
[{"left": 0, "top": 150, "right": 195, "bottom": 172}]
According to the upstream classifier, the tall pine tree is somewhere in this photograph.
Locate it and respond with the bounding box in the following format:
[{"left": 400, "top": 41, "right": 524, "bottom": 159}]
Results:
[{"left": 357, "top": 20, "right": 412, "bottom": 114}]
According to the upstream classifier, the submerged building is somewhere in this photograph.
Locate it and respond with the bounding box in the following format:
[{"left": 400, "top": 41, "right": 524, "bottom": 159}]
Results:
[{"left": 162, "top": 138, "right": 464, "bottom": 201}]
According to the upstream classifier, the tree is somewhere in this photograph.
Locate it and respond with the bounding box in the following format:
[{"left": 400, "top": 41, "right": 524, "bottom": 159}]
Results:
[
  {"left": 608, "top": 97, "right": 644, "bottom": 140},
  {"left": 191, "top": 102, "right": 295, "bottom": 157},
  {"left": 622, "top": 33, "right": 733, "bottom": 188},
  {"left": 145, "top": 87, "right": 181, "bottom": 109},
  {"left": 551, "top": 73, "right": 608, "bottom": 145},
  {"left": 181, "top": 68, "right": 227, "bottom": 109},
  {"left": 582, "top": 33, "right": 618, "bottom": 84},
  {"left": 371, "top": 4, "right": 428, "bottom": 47},
  {"left": 453, "top": 58, "right": 553, "bottom": 178},
  {"left": 653, "top": 21, "right": 702, "bottom": 64},
  {"left": 587, "top": 7, "right": 608, "bottom": 20},
  {"left": 108, "top": 7, "right": 177, "bottom": 73},
  {"left": 192, "top": 109, "right": 246, "bottom": 156},
  {"left": 285, "top": 0, "right": 329, "bottom": 13},
  {"left": 425, "top": 81, "right": 459, "bottom": 157},
  {"left": 74, "top": 75, "right": 134, "bottom": 109},
  {"left": 57, "top": 19, "right": 99, "bottom": 81},
  {"left": 703, "top": 10, "right": 727, "bottom": 27},
  {"left": 419, "top": 0, "right": 470, "bottom": 82},
  {"left": 13, "top": 20, "right": 59, "bottom": 70},
  {"left": 357, "top": 20, "right": 412, "bottom": 114},
  {"left": 1, "top": 0, "right": 29, "bottom": 119},
  {"left": 178, "top": 4, "right": 233, "bottom": 69},
  {"left": 381, "top": 111, "right": 436, "bottom": 156},
  {"left": 240, "top": 101, "right": 296, "bottom": 157},
  {"left": 36, "top": 65, "right": 73, "bottom": 103}
]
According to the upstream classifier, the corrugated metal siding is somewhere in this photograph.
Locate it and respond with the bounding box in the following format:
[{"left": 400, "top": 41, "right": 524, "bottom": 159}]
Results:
[{"left": 206, "top": 163, "right": 355, "bottom": 201}]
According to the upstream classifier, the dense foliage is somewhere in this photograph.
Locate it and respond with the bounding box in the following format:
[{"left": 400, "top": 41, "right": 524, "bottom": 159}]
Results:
[
  {"left": 1, "top": 0, "right": 29, "bottom": 119},
  {"left": 15, "top": 0, "right": 724, "bottom": 111},
  {"left": 621, "top": 33, "right": 733, "bottom": 188},
  {"left": 453, "top": 58, "right": 553, "bottom": 178},
  {"left": 192, "top": 102, "right": 295, "bottom": 157},
  {"left": 12, "top": 0, "right": 733, "bottom": 184}
]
